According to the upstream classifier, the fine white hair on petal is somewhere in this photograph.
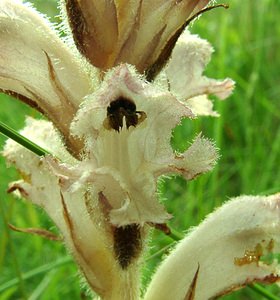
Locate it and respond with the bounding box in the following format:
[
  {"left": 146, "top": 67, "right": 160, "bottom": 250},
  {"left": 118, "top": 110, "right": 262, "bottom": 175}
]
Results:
[
  {"left": 163, "top": 134, "right": 219, "bottom": 180},
  {"left": 2, "top": 119, "right": 123, "bottom": 298},
  {"left": 182, "top": 134, "right": 219, "bottom": 176},
  {"left": 144, "top": 194, "right": 280, "bottom": 300},
  {"left": 166, "top": 30, "right": 235, "bottom": 111}
]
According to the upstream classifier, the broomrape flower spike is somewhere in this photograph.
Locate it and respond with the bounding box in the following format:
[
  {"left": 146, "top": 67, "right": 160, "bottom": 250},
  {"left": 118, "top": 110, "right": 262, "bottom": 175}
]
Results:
[{"left": 0, "top": 0, "right": 279, "bottom": 299}]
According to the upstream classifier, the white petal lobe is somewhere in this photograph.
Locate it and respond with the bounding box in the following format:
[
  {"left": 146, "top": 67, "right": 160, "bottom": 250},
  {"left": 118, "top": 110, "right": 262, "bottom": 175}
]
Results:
[{"left": 166, "top": 30, "right": 234, "bottom": 116}]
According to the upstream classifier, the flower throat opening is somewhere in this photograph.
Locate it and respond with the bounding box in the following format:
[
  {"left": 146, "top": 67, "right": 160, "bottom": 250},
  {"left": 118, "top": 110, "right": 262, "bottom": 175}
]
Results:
[{"left": 105, "top": 96, "right": 146, "bottom": 132}]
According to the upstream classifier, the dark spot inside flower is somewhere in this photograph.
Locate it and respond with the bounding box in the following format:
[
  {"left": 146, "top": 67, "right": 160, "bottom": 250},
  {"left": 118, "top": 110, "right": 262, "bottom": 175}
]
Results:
[
  {"left": 105, "top": 96, "right": 146, "bottom": 132},
  {"left": 113, "top": 224, "right": 142, "bottom": 269}
]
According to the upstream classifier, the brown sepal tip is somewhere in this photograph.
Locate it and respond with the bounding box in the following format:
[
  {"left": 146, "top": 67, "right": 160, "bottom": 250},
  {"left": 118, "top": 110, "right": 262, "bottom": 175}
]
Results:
[{"left": 8, "top": 223, "right": 62, "bottom": 241}]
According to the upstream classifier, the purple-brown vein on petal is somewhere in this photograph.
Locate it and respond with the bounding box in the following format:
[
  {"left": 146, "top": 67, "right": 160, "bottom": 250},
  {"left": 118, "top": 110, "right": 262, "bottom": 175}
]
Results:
[
  {"left": 0, "top": 73, "right": 58, "bottom": 118},
  {"left": 0, "top": 89, "right": 44, "bottom": 114},
  {"left": 114, "top": 0, "right": 143, "bottom": 70},
  {"left": 145, "top": 22, "right": 185, "bottom": 81},
  {"left": 65, "top": 0, "right": 89, "bottom": 59},
  {"left": 116, "top": 0, "right": 174, "bottom": 73},
  {"left": 79, "top": 0, "right": 118, "bottom": 67},
  {"left": 144, "top": 0, "right": 198, "bottom": 81},
  {"left": 184, "top": 264, "right": 200, "bottom": 300},
  {"left": 137, "top": 25, "right": 167, "bottom": 73},
  {"left": 44, "top": 52, "right": 76, "bottom": 114},
  {"left": 44, "top": 52, "right": 84, "bottom": 158},
  {"left": 98, "top": 191, "right": 112, "bottom": 221},
  {"left": 60, "top": 190, "right": 105, "bottom": 296},
  {"left": 65, "top": 0, "right": 118, "bottom": 69},
  {"left": 23, "top": 86, "right": 82, "bottom": 159},
  {"left": 8, "top": 223, "right": 62, "bottom": 241},
  {"left": 7, "top": 183, "right": 29, "bottom": 198},
  {"left": 0, "top": 63, "right": 84, "bottom": 158},
  {"left": 0, "top": 72, "right": 47, "bottom": 115},
  {"left": 145, "top": 3, "right": 228, "bottom": 81}
]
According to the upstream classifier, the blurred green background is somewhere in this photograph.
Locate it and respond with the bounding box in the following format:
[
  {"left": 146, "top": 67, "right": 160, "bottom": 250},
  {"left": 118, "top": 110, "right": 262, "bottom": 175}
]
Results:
[{"left": 0, "top": 0, "right": 279, "bottom": 299}]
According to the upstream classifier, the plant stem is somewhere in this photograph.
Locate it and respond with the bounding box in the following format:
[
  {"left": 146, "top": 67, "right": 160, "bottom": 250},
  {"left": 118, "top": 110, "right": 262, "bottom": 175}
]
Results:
[{"left": 169, "top": 226, "right": 184, "bottom": 241}]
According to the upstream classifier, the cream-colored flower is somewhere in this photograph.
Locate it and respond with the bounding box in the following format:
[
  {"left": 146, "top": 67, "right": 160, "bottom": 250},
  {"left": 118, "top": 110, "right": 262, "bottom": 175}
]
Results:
[
  {"left": 2, "top": 1, "right": 278, "bottom": 300},
  {"left": 63, "top": 0, "right": 210, "bottom": 74},
  {"left": 145, "top": 194, "right": 280, "bottom": 300}
]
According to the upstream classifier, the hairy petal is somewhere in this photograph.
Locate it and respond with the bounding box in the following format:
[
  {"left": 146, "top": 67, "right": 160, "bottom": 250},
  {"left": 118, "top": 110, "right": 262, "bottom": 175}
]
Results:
[
  {"left": 144, "top": 194, "right": 280, "bottom": 300},
  {"left": 162, "top": 135, "right": 219, "bottom": 180},
  {"left": 0, "top": 0, "right": 92, "bottom": 154},
  {"left": 64, "top": 0, "right": 119, "bottom": 69},
  {"left": 70, "top": 65, "right": 194, "bottom": 225},
  {"left": 72, "top": 64, "right": 194, "bottom": 159},
  {"left": 2, "top": 118, "right": 141, "bottom": 299},
  {"left": 185, "top": 95, "right": 220, "bottom": 117},
  {"left": 166, "top": 31, "right": 234, "bottom": 116},
  {"left": 64, "top": 0, "right": 211, "bottom": 73}
]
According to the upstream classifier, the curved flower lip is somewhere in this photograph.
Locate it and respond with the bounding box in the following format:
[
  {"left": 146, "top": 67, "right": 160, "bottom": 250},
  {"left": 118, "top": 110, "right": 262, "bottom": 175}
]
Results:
[
  {"left": 144, "top": 194, "right": 280, "bottom": 300},
  {"left": 165, "top": 30, "right": 235, "bottom": 116},
  {"left": 65, "top": 0, "right": 211, "bottom": 75},
  {"left": 66, "top": 64, "right": 218, "bottom": 226}
]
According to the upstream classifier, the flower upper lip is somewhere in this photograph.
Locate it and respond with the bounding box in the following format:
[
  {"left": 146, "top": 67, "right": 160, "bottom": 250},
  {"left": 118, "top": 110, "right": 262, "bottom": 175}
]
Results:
[
  {"left": 0, "top": 0, "right": 234, "bottom": 160},
  {"left": 65, "top": 0, "right": 212, "bottom": 75}
]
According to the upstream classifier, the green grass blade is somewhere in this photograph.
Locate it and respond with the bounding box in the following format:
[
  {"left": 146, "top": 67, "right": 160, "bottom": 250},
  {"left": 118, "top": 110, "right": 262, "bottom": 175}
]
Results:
[
  {"left": 249, "top": 284, "right": 280, "bottom": 300},
  {"left": 0, "top": 256, "right": 72, "bottom": 292},
  {"left": 169, "top": 226, "right": 184, "bottom": 241},
  {"left": 146, "top": 242, "right": 176, "bottom": 262},
  {"left": 0, "top": 121, "right": 51, "bottom": 157},
  {"left": 28, "top": 270, "right": 57, "bottom": 300}
]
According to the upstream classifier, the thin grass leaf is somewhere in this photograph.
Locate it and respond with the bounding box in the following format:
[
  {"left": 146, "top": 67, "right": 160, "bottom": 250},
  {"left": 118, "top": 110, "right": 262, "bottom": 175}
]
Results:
[
  {"left": 0, "top": 256, "right": 72, "bottom": 292},
  {"left": 249, "top": 284, "right": 280, "bottom": 300},
  {"left": 28, "top": 269, "right": 57, "bottom": 300},
  {"left": 0, "top": 121, "right": 51, "bottom": 157}
]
